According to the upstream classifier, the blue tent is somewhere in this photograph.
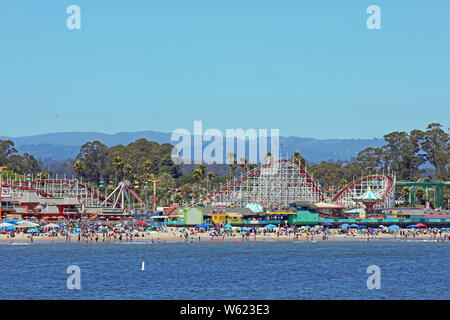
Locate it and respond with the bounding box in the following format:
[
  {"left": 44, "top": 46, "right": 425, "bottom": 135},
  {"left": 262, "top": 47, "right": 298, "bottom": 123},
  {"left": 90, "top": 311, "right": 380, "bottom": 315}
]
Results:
[{"left": 196, "top": 223, "right": 211, "bottom": 228}]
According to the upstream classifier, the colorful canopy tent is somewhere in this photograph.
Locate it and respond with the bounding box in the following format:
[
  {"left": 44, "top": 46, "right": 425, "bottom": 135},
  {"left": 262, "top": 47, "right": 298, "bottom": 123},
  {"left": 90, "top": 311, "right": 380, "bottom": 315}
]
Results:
[{"left": 358, "top": 187, "right": 381, "bottom": 215}]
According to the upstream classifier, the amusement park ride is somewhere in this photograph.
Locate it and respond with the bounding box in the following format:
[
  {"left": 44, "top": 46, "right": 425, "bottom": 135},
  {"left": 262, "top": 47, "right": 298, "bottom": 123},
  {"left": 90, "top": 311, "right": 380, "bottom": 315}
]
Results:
[
  {"left": 190, "top": 159, "right": 396, "bottom": 210},
  {"left": 3, "top": 158, "right": 447, "bottom": 215}
]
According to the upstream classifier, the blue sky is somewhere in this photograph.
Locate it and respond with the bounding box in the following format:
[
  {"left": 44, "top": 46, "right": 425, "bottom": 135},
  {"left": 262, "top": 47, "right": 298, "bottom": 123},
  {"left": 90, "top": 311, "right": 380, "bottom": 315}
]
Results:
[{"left": 0, "top": 0, "right": 449, "bottom": 139}]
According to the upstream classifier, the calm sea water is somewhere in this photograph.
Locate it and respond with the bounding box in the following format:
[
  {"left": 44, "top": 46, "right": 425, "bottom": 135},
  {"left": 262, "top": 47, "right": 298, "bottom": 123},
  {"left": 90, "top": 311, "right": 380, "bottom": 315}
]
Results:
[{"left": 0, "top": 240, "right": 448, "bottom": 300}]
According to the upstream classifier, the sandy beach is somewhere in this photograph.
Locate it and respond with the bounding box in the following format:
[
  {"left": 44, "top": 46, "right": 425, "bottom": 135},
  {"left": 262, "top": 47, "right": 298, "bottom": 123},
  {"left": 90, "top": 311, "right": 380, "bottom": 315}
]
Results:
[{"left": 1, "top": 229, "right": 448, "bottom": 244}]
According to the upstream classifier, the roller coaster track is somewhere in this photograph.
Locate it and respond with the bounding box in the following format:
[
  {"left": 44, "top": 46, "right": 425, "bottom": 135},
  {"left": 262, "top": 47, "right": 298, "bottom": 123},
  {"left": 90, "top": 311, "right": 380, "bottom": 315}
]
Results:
[
  {"left": 1, "top": 179, "right": 116, "bottom": 208},
  {"left": 191, "top": 159, "right": 326, "bottom": 207},
  {"left": 331, "top": 174, "right": 396, "bottom": 208}
]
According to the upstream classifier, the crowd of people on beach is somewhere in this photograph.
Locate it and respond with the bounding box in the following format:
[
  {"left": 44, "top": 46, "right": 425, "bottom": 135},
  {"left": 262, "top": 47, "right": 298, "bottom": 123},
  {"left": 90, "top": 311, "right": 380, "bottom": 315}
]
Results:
[{"left": 1, "top": 218, "right": 449, "bottom": 243}]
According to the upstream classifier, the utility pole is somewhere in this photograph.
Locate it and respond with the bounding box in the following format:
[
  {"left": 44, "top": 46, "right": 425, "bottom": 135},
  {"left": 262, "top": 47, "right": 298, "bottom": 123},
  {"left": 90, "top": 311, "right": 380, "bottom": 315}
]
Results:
[
  {"left": 0, "top": 166, "right": 7, "bottom": 221},
  {"left": 149, "top": 179, "right": 160, "bottom": 215}
]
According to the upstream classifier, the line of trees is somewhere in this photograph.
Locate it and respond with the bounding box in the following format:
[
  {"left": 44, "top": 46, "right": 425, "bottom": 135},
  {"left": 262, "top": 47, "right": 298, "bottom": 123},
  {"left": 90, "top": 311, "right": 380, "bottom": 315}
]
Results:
[
  {"left": 0, "top": 140, "right": 42, "bottom": 177},
  {"left": 1, "top": 123, "right": 448, "bottom": 207}
]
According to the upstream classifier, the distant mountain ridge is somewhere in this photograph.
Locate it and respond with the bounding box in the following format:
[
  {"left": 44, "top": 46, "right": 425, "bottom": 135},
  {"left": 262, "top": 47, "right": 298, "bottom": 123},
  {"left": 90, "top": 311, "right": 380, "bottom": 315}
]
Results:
[{"left": 1, "top": 131, "right": 385, "bottom": 164}]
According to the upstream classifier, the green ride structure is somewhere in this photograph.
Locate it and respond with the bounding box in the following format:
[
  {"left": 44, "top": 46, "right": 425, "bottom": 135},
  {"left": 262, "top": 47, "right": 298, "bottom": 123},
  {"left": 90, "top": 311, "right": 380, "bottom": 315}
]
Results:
[{"left": 396, "top": 179, "right": 450, "bottom": 209}]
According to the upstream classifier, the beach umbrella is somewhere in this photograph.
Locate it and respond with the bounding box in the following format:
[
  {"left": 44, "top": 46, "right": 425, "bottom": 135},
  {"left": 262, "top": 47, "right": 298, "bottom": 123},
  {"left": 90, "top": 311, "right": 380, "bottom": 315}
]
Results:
[
  {"left": 45, "top": 223, "right": 59, "bottom": 228},
  {"left": 350, "top": 224, "right": 358, "bottom": 228},
  {"left": 416, "top": 223, "right": 426, "bottom": 228},
  {"left": 303, "top": 225, "right": 311, "bottom": 228},
  {"left": 358, "top": 225, "right": 367, "bottom": 229},
  {"left": 137, "top": 222, "right": 148, "bottom": 226},
  {"left": 0, "top": 222, "right": 14, "bottom": 228},
  {"left": 321, "top": 222, "right": 333, "bottom": 226},
  {"left": 388, "top": 225, "right": 400, "bottom": 230},
  {"left": 16, "top": 221, "right": 39, "bottom": 228},
  {"left": 58, "top": 223, "right": 66, "bottom": 227},
  {"left": 5, "top": 220, "right": 18, "bottom": 224},
  {"left": 407, "top": 225, "right": 417, "bottom": 228},
  {"left": 223, "top": 224, "right": 232, "bottom": 228},
  {"left": 340, "top": 224, "right": 349, "bottom": 228},
  {"left": 264, "top": 224, "right": 276, "bottom": 228}
]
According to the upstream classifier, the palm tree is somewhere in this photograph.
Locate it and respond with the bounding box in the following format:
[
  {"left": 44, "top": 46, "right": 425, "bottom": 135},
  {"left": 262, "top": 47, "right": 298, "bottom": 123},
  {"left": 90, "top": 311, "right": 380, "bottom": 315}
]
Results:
[
  {"left": 112, "top": 156, "right": 124, "bottom": 182},
  {"left": 192, "top": 168, "right": 203, "bottom": 184},
  {"left": 191, "top": 168, "right": 204, "bottom": 200},
  {"left": 264, "top": 152, "right": 273, "bottom": 164},
  {"left": 239, "top": 158, "right": 248, "bottom": 172},
  {"left": 73, "top": 160, "right": 86, "bottom": 179},
  {"left": 401, "top": 186, "right": 410, "bottom": 203},
  {"left": 182, "top": 184, "right": 191, "bottom": 202},
  {"left": 292, "top": 151, "right": 306, "bottom": 167},
  {"left": 123, "top": 164, "right": 133, "bottom": 180},
  {"left": 197, "top": 164, "right": 207, "bottom": 179},
  {"left": 227, "top": 152, "right": 238, "bottom": 179},
  {"left": 206, "top": 172, "right": 216, "bottom": 190},
  {"left": 144, "top": 159, "right": 153, "bottom": 174}
]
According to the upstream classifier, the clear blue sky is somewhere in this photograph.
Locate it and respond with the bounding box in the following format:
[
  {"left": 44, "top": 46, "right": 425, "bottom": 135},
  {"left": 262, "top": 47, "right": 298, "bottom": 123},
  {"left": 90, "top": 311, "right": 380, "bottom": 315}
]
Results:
[{"left": 0, "top": 0, "right": 449, "bottom": 138}]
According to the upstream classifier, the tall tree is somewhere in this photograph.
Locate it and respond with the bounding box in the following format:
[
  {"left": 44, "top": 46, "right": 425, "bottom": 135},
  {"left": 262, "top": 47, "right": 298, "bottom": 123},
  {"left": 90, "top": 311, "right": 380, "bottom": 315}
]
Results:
[
  {"left": 73, "top": 160, "right": 86, "bottom": 178},
  {"left": 421, "top": 123, "right": 449, "bottom": 179},
  {"left": 75, "top": 141, "right": 108, "bottom": 183}
]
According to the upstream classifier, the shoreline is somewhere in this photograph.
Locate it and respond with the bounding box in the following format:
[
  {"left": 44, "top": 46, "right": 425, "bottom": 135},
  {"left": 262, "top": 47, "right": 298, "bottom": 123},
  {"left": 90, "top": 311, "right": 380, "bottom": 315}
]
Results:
[{"left": 1, "top": 233, "right": 448, "bottom": 245}]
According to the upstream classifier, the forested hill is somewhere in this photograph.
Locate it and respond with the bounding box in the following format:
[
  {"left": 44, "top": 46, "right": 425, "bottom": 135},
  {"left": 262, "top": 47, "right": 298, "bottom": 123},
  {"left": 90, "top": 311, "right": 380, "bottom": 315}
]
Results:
[{"left": 1, "top": 131, "right": 384, "bottom": 164}]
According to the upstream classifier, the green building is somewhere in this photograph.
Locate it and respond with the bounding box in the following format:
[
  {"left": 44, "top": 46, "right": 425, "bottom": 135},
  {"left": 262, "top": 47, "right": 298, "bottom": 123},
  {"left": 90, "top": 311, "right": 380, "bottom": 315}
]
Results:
[
  {"left": 288, "top": 210, "right": 319, "bottom": 225},
  {"left": 183, "top": 207, "right": 204, "bottom": 225}
]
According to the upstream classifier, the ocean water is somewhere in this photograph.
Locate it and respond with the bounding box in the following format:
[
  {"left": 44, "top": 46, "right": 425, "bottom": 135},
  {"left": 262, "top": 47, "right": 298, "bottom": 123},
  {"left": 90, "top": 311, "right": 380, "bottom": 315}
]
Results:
[{"left": 0, "top": 240, "right": 448, "bottom": 300}]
